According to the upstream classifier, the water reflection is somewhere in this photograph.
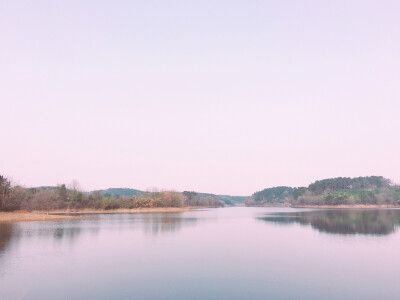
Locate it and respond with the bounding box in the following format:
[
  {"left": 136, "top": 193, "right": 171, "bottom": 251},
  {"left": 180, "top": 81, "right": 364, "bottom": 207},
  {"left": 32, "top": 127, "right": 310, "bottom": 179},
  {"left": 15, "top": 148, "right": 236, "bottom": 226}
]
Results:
[
  {"left": 0, "top": 212, "right": 199, "bottom": 256},
  {"left": 258, "top": 209, "right": 400, "bottom": 236},
  {"left": 139, "top": 213, "right": 198, "bottom": 235},
  {"left": 0, "top": 223, "right": 14, "bottom": 254},
  {"left": 2, "top": 209, "right": 400, "bottom": 299},
  {"left": 52, "top": 225, "right": 86, "bottom": 245}
]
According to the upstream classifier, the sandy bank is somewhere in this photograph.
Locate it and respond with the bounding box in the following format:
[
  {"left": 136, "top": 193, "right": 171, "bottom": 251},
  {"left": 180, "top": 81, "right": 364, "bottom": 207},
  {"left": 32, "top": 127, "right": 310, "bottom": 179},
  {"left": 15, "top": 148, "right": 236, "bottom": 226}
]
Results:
[{"left": 0, "top": 212, "right": 84, "bottom": 222}]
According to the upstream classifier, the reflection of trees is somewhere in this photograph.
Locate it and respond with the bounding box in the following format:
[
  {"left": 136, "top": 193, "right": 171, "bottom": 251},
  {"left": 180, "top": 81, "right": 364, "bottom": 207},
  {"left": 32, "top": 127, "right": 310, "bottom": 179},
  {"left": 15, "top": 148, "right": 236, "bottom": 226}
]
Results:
[
  {"left": 0, "top": 213, "right": 196, "bottom": 255},
  {"left": 140, "top": 213, "right": 198, "bottom": 235},
  {"left": 53, "top": 226, "right": 82, "bottom": 243},
  {"left": 0, "top": 223, "right": 14, "bottom": 254},
  {"left": 49, "top": 221, "right": 100, "bottom": 245},
  {"left": 0, "top": 220, "right": 101, "bottom": 257},
  {"left": 258, "top": 210, "right": 400, "bottom": 236}
]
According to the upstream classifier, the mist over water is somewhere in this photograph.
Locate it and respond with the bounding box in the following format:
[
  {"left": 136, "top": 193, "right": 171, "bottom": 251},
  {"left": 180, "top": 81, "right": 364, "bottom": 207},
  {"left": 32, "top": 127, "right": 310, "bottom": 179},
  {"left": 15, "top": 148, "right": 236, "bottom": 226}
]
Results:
[{"left": 1, "top": 208, "right": 400, "bottom": 299}]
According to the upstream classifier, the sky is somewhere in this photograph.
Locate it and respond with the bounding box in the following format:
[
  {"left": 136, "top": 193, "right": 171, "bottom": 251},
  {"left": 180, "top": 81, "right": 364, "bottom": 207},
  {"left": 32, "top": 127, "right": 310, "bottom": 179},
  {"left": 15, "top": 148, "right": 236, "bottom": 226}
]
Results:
[{"left": 1, "top": 0, "right": 399, "bottom": 195}]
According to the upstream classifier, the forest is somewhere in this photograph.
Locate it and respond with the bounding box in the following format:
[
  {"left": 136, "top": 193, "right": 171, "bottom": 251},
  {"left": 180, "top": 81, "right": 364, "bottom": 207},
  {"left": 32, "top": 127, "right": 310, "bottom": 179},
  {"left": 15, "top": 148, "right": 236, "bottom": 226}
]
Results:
[
  {"left": 0, "top": 175, "right": 225, "bottom": 212},
  {"left": 246, "top": 176, "right": 400, "bottom": 206}
]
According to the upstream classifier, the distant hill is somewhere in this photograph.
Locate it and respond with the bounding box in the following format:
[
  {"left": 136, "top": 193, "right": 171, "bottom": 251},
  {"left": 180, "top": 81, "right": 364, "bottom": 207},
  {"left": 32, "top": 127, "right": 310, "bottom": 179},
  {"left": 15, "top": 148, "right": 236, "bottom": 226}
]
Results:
[
  {"left": 251, "top": 186, "right": 294, "bottom": 204},
  {"left": 217, "top": 195, "right": 247, "bottom": 205},
  {"left": 93, "top": 188, "right": 144, "bottom": 197},
  {"left": 36, "top": 186, "right": 57, "bottom": 190},
  {"left": 35, "top": 186, "right": 245, "bottom": 204},
  {"left": 186, "top": 192, "right": 247, "bottom": 205}
]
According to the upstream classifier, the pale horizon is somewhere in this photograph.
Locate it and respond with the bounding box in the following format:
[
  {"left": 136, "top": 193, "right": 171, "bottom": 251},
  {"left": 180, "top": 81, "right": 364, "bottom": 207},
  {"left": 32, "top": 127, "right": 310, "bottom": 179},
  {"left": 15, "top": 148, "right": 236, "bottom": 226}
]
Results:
[{"left": 2, "top": 0, "right": 399, "bottom": 195}]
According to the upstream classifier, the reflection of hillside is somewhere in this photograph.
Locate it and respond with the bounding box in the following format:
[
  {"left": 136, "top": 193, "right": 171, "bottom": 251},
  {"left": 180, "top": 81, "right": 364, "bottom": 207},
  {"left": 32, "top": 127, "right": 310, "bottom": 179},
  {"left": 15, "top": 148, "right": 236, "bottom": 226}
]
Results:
[{"left": 258, "top": 210, "right": 400, "bottom": 236}]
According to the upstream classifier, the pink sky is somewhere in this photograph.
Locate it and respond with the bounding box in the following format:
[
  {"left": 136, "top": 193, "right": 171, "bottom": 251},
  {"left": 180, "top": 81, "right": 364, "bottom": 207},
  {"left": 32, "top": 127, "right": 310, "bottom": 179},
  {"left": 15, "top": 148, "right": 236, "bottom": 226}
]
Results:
[{"left": 1, "top": 0, "right": 399, "bottom": 195}]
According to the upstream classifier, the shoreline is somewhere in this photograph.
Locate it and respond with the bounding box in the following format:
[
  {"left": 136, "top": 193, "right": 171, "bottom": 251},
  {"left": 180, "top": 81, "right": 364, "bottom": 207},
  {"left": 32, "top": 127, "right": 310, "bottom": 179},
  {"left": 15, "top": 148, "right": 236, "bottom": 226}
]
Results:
[
  {"left": 247, "top": 204, "right": 399, "bottom": 209},
  {"left": 51, "top": 207, "right": 193, "bottom": 214},
  {"left": 0, "top": 207, "right": 193, "bottom": 223},
  {"left": 2, "top": 205, "right": 399, "bottom": 223},
  {"left": 292, "top": 204, "right": 400, "bottom": 209}
]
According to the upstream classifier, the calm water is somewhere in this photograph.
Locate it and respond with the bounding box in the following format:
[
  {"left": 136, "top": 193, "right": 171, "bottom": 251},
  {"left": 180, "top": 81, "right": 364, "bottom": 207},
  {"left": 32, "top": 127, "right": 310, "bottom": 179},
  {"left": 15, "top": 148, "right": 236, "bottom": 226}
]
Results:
[{"left": 1, "top": 207, "right": 400, "bottom": 300}]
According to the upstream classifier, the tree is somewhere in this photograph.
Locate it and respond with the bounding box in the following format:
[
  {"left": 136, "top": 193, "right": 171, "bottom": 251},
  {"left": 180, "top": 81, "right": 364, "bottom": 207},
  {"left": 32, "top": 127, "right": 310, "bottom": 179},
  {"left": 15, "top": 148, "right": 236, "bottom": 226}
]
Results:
[
  {"left": 31, "top": 190, "right": 56, "bottom": 212},
  {"left": 67, "top": 180, "right": 83, "bottom": 209},
  {"left": 56, "top": 184, "right": 68, "bottom": 207},
  {"left": 0, "top": 175, "right": 12, "bottom": 211}
]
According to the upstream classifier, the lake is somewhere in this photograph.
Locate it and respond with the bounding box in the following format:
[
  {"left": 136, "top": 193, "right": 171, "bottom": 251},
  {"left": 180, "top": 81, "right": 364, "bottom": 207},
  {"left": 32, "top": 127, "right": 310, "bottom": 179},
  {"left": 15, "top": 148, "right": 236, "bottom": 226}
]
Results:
[{"left": 1, "top": 207, "right": 400, "bottom": 299}]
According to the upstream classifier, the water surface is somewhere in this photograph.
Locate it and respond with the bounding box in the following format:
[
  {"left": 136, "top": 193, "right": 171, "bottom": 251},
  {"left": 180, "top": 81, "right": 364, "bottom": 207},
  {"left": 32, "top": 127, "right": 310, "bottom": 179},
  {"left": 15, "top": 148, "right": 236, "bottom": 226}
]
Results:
[{"left": 1, "top": 207, "right": 400, "bottom": 299}]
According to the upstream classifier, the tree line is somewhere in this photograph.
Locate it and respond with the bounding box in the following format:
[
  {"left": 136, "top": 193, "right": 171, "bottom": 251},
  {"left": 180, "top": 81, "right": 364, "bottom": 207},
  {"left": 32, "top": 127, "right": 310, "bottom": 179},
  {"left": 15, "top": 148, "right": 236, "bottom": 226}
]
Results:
[
  {"left": 0, "top": 175, "right": 225, "bottom": 212},
  {"left": 246, "top": 176, "right": 400, "bottom": 206},
  {"left": 307, "top": 176, "right": 390, "bottom": 194}
]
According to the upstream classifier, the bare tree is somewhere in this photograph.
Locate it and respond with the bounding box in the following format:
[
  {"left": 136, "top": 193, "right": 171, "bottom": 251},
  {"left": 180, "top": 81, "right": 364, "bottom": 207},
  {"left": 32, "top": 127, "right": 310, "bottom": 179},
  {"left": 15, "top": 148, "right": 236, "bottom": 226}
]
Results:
[
  {"left": 68, "top": 179, "right": 82, "bottom": 191},
  {"left": 31, "top": 190, "right": 56, "bottom": 212}
]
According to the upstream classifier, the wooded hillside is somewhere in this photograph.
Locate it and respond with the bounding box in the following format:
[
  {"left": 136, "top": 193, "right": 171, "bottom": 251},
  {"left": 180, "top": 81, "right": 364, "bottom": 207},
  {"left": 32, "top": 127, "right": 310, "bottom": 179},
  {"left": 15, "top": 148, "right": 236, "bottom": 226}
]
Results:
[{"left": 246, "top": 176, "right": 400, "bottom": 206}]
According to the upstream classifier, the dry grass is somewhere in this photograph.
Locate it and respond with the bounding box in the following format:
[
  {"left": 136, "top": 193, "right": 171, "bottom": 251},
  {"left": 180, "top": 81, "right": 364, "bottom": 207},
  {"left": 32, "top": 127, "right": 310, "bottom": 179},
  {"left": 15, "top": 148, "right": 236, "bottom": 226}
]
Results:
[{"left": 0, "top": 211, "right": 83, "bottom": 222}]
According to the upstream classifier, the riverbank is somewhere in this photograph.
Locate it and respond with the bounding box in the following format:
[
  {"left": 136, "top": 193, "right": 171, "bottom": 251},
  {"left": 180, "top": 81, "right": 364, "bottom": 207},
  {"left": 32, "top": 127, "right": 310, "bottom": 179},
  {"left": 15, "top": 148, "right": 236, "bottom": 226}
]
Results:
[
  {"left": 0, "top": 207, "right": 193, "bottom": 222},
  {"left": 292, "top": 204, "right": 400, "bottom": 209},
  {"left": 246, "top": 204, "right": 400, "bottom": 209}
]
